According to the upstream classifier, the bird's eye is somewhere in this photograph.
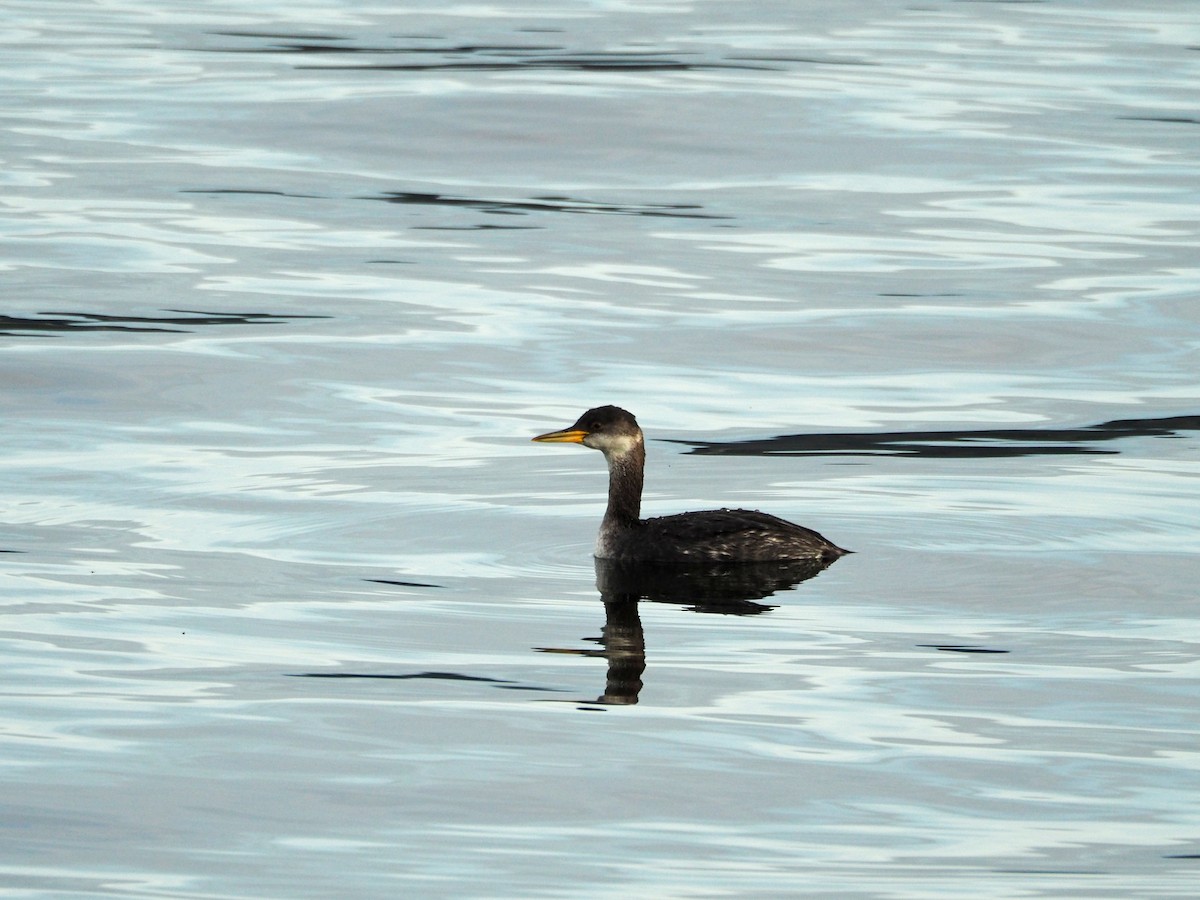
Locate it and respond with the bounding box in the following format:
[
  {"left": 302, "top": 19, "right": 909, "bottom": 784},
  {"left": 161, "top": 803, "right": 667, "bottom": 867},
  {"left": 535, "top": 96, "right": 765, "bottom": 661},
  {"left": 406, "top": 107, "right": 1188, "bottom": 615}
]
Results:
[{"left": 590, "top": 422, "right": 601, "bottom": 430}]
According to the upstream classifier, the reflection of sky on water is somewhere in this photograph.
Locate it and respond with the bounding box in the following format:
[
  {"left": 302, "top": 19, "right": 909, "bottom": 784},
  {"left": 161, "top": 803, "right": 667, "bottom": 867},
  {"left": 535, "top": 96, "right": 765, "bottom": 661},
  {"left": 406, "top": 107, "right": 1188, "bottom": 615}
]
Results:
[{"left": 2, "top": 0, "right": 1199, "bottom": 897}]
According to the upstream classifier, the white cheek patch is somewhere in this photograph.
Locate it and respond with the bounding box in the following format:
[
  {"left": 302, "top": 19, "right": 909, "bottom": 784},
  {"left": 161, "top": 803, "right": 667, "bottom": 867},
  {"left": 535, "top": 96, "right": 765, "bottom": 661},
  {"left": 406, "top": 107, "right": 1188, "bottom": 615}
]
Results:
[{"left": 586, "top": 432, "right": 638, "bottom": 455}]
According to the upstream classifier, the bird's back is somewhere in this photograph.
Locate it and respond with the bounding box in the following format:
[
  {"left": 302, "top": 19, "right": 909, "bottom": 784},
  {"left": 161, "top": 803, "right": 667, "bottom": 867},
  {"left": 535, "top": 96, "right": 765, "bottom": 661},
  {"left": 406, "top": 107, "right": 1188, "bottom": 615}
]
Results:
[{"left": 603, "top": 507, "right": 847, "bottom": 563}]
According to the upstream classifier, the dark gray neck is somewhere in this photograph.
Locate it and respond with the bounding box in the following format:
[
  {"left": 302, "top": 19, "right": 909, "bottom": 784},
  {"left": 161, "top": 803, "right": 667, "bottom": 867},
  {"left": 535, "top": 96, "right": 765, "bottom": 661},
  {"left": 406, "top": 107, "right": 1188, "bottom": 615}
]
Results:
[{"left": 603, "top": 440, "right": 644, "bottom": 528}]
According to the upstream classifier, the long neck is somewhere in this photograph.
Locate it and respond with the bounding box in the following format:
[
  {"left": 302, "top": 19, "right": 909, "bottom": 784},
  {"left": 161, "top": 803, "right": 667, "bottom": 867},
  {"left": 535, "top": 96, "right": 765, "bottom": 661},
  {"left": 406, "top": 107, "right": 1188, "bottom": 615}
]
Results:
[{"left": 603, "top": 439, "right": 644, "bottom": 528}]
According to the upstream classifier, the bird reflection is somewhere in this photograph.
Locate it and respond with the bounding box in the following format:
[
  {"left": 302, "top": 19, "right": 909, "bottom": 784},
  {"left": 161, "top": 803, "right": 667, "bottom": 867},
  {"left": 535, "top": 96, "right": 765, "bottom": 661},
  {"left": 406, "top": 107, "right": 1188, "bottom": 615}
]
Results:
[
  {"left": 597, "top": 557, "right": 831, "bottom": 615},
  {"left": 539, "top": 557, "right": 834, "bottom": 706}
]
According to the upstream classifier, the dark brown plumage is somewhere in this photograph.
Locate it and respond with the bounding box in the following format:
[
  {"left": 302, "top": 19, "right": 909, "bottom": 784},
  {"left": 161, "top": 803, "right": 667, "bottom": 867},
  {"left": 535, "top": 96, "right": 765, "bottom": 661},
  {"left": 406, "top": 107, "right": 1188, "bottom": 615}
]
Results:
[{"left": 533, "top": 405, "right": 848, "bottom": 564}]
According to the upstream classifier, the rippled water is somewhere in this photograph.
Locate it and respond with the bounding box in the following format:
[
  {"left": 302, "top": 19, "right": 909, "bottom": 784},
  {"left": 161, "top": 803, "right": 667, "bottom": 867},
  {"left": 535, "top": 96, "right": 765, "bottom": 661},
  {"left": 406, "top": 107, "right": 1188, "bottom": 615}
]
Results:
[{"left": 2, "top": 1, "right": 1199, "bottom": 897}]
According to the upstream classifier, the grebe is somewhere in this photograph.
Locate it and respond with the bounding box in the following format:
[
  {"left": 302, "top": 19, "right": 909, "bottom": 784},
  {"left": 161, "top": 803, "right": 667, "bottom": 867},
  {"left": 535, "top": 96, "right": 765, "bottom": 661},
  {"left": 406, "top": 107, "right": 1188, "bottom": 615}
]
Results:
[{"left": 532, "top": 405, "right": 848, "bottom": 564}]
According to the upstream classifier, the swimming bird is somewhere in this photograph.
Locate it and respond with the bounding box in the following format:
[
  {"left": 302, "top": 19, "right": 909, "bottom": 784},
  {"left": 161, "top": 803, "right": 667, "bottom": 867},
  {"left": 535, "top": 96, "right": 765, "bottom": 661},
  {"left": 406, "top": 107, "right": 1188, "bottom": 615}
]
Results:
[{"left": 532, "top": 405, "right": 848, "bottom": 564}]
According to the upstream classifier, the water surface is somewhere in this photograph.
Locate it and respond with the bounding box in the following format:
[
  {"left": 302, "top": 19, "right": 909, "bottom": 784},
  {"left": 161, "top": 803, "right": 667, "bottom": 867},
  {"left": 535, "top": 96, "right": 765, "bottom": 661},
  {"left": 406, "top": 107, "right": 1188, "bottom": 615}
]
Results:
[{"left": 2, "top": 0, "right": 1199, "bottom": 897}]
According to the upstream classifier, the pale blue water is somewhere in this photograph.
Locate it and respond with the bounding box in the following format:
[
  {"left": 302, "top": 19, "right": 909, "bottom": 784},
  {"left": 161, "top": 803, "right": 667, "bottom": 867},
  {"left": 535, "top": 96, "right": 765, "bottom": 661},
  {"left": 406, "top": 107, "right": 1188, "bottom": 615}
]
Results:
[{"left": 2, "top": 1, "right": 1199, "bottom": 897}]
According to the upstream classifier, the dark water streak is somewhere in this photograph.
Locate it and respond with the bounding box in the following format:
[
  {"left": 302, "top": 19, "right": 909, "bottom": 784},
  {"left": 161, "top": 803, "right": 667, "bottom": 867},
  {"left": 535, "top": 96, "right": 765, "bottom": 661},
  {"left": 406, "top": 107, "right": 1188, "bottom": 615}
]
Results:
[
  {"left": 182, "top": 188, "right": 725, "bottom": 220},
  {"left": 290, "top": 671, "right": 566, "bottom": 693},
  {"left": 0, "top": 310, "right": 328, "bottom": 337},
  {"left": 675, "top": 414, "right": 1200, "bottom": 459},
  {"left": 199, "top": 32, "right": 868, "bottom": 73},
  {"left": 365, "top": 579, "right": 446, "bottom": 589},
  {"left": 375, "top": 191, "right": 726, "bottom": 219}
]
